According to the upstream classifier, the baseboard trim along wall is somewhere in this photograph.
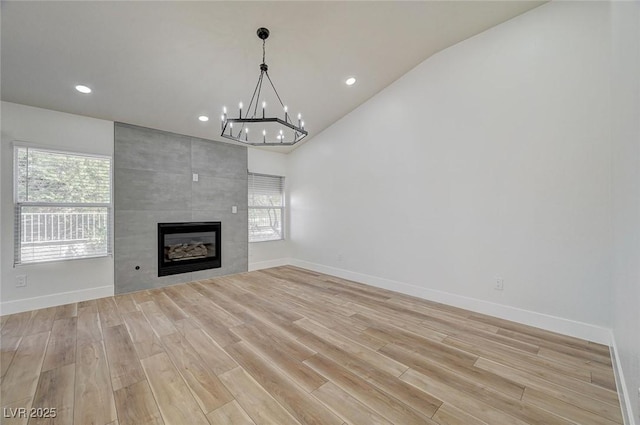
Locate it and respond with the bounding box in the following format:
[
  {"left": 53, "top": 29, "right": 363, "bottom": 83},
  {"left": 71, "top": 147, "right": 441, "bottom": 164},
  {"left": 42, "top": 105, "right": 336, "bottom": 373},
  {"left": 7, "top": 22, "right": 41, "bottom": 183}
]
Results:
[
  {"left": 0, "top": 258, "right": 633, "bottom": 422},
  {"left": 288, "top": 258, "right": 612, "bottom": 345},
  {"left": 610, "top": 333, "right": 636, "bottom": 425},
  {"left": 288, "top": 259, "right": 638, "bottom": 423},
  {"left": 249, "top": 257, "right": 293, "bottom": 272},
  {"left": 0, "top": 285, "right": 114, "bottom": 315}
]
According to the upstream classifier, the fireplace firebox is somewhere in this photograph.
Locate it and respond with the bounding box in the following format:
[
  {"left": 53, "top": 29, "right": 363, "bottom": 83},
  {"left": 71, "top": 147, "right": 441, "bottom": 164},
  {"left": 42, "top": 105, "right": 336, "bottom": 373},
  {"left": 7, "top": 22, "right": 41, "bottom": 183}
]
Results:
[{"left": 158, "top": 222, "right": 221, "bottom": 276}]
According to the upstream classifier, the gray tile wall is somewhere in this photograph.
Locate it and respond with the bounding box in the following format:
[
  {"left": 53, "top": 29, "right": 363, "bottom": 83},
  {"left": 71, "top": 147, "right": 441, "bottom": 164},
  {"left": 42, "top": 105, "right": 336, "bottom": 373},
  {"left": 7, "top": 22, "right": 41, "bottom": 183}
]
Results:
[{"left": 114, "top": 123, "right": 248, "bottom": 294}]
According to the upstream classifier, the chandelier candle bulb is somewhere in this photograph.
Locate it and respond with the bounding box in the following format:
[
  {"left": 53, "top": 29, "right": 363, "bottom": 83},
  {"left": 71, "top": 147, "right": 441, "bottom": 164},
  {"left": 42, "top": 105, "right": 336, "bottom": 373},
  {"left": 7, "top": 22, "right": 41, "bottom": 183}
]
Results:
[{"left": 239, "top": 102, "right": 243, "bottom": 118}]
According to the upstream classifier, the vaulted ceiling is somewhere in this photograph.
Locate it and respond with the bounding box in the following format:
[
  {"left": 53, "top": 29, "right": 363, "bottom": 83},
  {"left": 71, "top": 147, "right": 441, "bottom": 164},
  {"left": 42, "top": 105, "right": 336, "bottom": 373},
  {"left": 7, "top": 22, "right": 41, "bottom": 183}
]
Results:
[{"left": 1, "top": 1, "right": 544, "bottom": 152}]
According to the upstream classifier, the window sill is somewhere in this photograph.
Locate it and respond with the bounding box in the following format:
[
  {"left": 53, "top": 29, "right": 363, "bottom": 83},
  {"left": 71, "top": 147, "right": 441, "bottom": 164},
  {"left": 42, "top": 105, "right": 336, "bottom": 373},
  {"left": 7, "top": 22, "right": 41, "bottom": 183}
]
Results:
[
  {"left": 15, "top": 254, "right": 113, "bottom": 267},
  {"left": 249, "top": 238, "right": 285, "bottom": 244}
]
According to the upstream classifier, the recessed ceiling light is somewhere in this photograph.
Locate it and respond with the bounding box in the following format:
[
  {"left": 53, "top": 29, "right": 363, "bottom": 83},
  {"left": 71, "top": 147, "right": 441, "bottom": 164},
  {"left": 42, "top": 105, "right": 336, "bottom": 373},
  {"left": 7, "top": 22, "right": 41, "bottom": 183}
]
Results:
[
  {"left": 345, "top": 77, "right": 356, "bottom": 86},
  {"left": 75, "top": 85, "right": 92, "bottom": 94},
  {"left": 198, "top": 115, "right": 209, "bottom": 122}
]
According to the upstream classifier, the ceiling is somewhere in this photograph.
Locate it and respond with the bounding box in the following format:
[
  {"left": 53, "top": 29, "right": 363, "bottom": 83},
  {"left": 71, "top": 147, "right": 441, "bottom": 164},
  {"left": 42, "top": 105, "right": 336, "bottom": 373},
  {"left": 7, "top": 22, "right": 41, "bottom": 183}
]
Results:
[{"left": 1, "top": 1, "right": 545, "bottom": 153}]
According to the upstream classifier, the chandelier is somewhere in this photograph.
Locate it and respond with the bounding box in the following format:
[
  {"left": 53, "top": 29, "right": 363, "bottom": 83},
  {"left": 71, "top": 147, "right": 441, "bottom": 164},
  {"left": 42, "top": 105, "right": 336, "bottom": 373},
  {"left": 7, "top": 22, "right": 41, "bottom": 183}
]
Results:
[{"left": 221, "top": 27, "right": 308, "bottom": 146}]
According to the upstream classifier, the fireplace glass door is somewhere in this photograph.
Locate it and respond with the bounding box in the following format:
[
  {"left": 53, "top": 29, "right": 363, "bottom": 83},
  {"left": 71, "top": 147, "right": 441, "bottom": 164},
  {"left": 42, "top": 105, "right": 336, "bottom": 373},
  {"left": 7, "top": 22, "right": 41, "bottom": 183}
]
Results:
[{"left": 158, "top": 222, "right": 221, "bottom": 276}]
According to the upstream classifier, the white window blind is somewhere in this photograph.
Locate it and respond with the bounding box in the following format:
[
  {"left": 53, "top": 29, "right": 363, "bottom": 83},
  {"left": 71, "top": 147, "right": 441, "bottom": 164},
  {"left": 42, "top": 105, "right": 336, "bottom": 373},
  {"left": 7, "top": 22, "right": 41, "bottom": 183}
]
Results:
[
  {"left": 14, "top": 146, "right": 112, "bottom": 264},
  {"left": 248, "top": 172, "right": 284, "bottom": 242}
]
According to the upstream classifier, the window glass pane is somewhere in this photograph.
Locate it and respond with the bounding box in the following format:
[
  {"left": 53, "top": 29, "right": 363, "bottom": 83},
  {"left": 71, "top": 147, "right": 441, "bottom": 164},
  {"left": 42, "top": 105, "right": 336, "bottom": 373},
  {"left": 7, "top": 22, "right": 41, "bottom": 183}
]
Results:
[
  {"left": 19, "top": 205, "right": 109, "bottom": 263},
  {"left": 249, "top": 173, "right": 284, "bottom": 242},
  {"left": 16, "top": 147, "right": 28, "bottom": 201},
  {"left": 248, "top": 173, "right": 284, "bottom": 207},
  {"left": 249, "top": 208, "right": 283, "bottom": 242},
  {"left": 17, "top": 147, "right": 111, "bottom": 203},
  {"left": 248, "top": 172, "right": 285, "bottom": 242},
  {"left": 14, "top": 146, "right": 112, "bottom": 264}
]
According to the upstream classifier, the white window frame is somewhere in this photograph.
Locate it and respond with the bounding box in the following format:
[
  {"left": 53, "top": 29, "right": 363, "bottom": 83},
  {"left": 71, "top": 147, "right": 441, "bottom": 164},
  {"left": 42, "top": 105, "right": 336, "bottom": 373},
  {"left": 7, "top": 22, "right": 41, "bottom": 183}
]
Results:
[
  {"left": 13, "top": 143, "right": 113, "bottom": 265},
  {"left": 248, "top": 172, "right": 285, "bottom": 243}
]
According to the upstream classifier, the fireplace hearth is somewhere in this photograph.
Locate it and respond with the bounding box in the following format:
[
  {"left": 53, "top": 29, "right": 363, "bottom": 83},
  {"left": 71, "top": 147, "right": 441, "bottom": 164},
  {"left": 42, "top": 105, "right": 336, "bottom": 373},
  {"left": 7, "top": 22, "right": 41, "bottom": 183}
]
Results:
[{"left": 158, "top": 222, "right": 221, "bottom": 276}]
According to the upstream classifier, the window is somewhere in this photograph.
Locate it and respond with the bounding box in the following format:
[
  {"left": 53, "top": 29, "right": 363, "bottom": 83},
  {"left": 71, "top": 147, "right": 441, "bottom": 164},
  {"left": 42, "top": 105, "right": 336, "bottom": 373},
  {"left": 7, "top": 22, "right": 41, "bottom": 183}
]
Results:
[
  {"left": 14, "top": 146, "right": 112, "bottom": 264},
  {"left": 248, "top": 172, "right": 285, "bottom": 242}
]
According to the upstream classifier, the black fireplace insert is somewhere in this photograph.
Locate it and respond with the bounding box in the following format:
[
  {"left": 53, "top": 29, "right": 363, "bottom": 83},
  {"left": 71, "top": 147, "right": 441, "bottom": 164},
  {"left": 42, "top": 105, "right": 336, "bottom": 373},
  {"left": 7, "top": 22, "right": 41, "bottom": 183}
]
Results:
[{"left": 158, "top": 222, "right": 221, "bottom": 276}]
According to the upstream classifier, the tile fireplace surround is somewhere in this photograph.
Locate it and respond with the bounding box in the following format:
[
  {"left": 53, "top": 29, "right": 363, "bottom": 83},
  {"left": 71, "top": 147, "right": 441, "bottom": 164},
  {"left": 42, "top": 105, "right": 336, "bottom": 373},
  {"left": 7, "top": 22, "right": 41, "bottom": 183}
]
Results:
[{"left": 113, "top": 123, "right": 248, "bottom": 294}]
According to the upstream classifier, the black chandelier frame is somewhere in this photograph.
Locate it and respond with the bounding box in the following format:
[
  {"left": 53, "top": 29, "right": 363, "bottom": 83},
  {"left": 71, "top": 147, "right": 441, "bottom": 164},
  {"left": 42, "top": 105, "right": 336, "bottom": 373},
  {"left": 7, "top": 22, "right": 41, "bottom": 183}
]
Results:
[{"left": 221, "top": 27, "right": 308, "bottom": 146}]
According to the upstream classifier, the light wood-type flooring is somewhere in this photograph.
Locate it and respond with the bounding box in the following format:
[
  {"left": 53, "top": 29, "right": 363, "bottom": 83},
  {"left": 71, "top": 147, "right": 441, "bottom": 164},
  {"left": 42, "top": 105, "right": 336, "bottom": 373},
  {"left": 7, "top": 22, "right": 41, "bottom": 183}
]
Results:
[{"left": 0, "top": 266, "right": 623, "bottom": 425}]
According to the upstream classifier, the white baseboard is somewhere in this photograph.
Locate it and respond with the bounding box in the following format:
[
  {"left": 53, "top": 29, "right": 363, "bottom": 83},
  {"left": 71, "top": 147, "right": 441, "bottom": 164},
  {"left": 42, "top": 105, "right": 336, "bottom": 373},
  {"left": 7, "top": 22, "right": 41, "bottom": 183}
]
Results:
[
  {"left": 610, "top": 333, "right": 637, "bottom": 425},
  {"left": 249, "top": 257, "right": 292, "bottom": 272},
  {"left": 291, "top": 260, "right": 638, "bottom": 416},
  {"left": 0, "top": 285, "right": 114, "bottom": 315},
  {"left": 1, "top": 258, "right": 633, "bottom": 422},
  {"left": 289, "top": 258, "right": 612, "bottom": 345}
]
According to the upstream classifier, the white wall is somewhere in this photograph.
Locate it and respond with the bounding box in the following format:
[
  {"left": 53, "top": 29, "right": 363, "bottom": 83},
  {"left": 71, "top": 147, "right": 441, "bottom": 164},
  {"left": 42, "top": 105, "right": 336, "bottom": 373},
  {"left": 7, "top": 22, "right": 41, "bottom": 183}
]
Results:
[
  {"left": 247, "top": 148, "right": 291, "bottom": 269},
  {"left": 288, "top": 1, "right": 613, "bottom": 337},
  {"left": 0, "top": 102, "right": 115, "bottom": 314},
  {"left": 610, "top": 1, "right": 640, "bottom": 422}
]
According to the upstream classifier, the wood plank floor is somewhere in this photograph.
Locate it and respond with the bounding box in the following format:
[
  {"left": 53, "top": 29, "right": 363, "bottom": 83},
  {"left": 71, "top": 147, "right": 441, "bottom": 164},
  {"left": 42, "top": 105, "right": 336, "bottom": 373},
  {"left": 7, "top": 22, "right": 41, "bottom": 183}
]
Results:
[{"left": 0, "top": 266, "right": 623, "bottom": 425}]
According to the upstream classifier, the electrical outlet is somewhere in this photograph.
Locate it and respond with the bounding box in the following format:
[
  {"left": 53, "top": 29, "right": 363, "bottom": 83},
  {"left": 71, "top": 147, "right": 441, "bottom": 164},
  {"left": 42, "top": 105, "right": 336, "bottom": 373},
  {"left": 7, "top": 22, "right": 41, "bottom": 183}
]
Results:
[
  {"left": 495, "top": 278, "right": 504, "bottom": 291},
  {"left": 16, "top": 275, "right": 27, "bottom": 288}
]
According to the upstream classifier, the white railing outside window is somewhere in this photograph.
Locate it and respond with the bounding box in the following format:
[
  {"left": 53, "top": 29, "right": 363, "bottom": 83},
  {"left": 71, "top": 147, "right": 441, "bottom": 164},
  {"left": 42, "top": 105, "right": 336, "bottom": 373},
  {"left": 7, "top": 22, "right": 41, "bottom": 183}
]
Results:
[{"left": 17, "top": 205, "right": 110, "bottom": 263}]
